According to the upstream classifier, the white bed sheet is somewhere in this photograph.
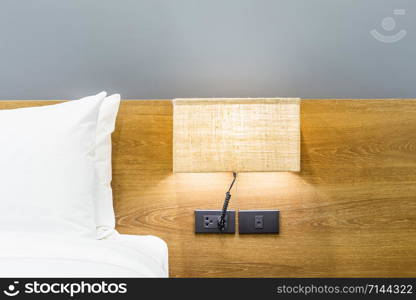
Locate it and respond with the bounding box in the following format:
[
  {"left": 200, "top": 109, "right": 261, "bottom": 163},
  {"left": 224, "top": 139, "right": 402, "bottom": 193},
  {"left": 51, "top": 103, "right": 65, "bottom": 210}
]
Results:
[{"left": 0, "top": 232, "right": 168, "bottom": 277}]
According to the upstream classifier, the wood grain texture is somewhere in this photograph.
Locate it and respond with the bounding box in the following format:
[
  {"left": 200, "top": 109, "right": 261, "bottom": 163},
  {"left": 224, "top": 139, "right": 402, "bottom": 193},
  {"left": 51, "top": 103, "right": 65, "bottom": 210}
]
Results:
[{"left": 1, "top": 99, "right": 415, "bottom": 277}]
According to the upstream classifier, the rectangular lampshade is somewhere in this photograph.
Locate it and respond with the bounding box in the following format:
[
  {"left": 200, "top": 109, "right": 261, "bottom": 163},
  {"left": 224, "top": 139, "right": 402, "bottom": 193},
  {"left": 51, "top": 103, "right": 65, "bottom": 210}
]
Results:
[{"left": 173, "top": 98, "right": 300, "bottom": 173}]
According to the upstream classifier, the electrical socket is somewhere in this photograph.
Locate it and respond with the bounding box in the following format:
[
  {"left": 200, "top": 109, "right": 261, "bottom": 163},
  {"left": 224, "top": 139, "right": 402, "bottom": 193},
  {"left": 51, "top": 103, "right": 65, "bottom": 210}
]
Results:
[
  {"left": 195, "top": 210, "right": 236, "bottom": 233},
  {"left": 203, "top": 215, "right": 219, "bottom": 229}
]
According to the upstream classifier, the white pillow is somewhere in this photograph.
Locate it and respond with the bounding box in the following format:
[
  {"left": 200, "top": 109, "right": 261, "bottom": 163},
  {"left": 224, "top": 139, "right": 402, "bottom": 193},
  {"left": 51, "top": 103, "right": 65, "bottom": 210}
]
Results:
[
  {"left": 0, "top": 92, "right": 107, "bottom": 238},
  {"left": 94, "top": 94, "right": 121, "bottom": 239}
]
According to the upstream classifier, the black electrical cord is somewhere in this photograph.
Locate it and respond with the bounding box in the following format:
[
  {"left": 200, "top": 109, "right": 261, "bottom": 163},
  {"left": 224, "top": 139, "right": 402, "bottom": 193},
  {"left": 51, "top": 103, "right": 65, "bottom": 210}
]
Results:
[{"left": 217, "top": 172, "right": 237, "bottom": 231}]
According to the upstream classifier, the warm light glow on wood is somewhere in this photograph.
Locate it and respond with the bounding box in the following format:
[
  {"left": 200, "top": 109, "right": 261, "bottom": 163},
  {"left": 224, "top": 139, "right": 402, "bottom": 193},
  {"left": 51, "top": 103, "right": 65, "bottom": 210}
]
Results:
[{"left": 173, "top": 98, "right": 300, "bottom": 172}]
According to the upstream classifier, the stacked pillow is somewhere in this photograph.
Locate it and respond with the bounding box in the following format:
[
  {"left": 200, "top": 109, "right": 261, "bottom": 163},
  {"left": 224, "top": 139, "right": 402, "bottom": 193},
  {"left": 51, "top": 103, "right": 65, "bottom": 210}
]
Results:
[
  {"left": 0, "top": 92, "right": 121, "bottom": 239},
  {"left": 94, "top": 94, "right": 121, "bottom": 239}
]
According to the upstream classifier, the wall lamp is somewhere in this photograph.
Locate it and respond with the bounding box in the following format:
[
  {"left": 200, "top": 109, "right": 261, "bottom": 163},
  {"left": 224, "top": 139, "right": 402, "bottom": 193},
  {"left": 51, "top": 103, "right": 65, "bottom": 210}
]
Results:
[{"left": 173, "top": 98, "right": 300, "bottom": 233}]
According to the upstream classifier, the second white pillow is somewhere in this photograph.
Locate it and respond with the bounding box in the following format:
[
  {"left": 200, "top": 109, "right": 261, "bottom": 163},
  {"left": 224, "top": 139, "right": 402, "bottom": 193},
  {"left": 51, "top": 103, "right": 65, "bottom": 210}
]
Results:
[{"left": 94, "top": 94, "right": 121, "bottom": 239}]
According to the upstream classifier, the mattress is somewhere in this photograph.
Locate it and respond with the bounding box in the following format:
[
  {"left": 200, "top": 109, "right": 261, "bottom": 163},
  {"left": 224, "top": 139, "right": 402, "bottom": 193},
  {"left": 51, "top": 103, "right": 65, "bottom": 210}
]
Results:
[{"left": 0, "top": 231, "right": 168, "bottom": 277}]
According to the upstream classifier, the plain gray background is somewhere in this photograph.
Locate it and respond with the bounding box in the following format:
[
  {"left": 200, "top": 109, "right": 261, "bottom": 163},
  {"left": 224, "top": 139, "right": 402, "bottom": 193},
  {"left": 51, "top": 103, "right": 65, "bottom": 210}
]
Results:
[{"left": 0, "top": 0, "right": 414, "bottom": 99}]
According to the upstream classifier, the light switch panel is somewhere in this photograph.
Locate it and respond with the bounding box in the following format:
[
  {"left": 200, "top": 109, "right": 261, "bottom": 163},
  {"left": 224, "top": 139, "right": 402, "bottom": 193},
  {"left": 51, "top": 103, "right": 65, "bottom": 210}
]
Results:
[{"left": 239, "top": 210, "right": 279, "bottom": 234}]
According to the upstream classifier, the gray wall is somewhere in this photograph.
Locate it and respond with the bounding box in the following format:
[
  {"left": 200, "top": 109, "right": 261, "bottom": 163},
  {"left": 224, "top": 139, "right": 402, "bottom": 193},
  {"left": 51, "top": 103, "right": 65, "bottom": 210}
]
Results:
[{"left": 0, "top": 0, "right": 414, "bottom": 99}]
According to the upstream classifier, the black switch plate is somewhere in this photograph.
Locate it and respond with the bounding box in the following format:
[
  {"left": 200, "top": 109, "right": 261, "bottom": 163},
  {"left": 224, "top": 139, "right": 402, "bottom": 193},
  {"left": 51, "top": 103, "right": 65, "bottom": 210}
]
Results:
[
  {"left": 239, "top": 210, "right": 279, "bottom": 234},
  {"left": 195, "top": 210, "right": 236, "bottom": 233}
]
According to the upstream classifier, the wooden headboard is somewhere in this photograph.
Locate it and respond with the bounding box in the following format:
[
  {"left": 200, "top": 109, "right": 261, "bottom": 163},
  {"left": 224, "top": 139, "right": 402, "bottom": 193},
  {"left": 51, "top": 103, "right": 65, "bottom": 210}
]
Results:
[{"left": 1, "top": 99, "right": 416, "bottom": 277}]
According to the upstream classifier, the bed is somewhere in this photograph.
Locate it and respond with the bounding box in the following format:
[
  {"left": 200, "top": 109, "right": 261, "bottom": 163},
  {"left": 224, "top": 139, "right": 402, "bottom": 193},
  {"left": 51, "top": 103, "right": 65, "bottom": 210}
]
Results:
[
  {"left": 0, "top": 93, "right": 169, "bottom": 278},
  {"left": 0, "top": 232, "right": 168, "bottom": 277}
]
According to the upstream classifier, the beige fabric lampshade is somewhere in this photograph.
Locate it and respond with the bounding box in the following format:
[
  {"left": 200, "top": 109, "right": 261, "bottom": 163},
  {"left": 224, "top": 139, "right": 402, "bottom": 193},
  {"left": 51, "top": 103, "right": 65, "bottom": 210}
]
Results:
[{"left": 173, "top": 98, "right": 300, "bottom": 173}]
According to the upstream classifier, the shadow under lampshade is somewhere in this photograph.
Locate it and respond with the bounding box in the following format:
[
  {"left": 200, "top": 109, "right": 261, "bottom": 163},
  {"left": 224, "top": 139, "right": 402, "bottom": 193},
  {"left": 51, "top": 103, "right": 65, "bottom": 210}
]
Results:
[{"left": 172, "top": 98, "right": 301, "bottom": 173}]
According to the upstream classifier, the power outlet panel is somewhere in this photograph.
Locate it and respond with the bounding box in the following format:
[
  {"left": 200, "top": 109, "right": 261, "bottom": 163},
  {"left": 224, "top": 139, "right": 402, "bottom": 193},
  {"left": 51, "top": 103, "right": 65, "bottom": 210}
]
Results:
[
  {"left": 195, "top": 210, "right": 236, "bottom": 233},
  {"left": 239, "top": 210, "right": 279, "bottom": 234}
]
